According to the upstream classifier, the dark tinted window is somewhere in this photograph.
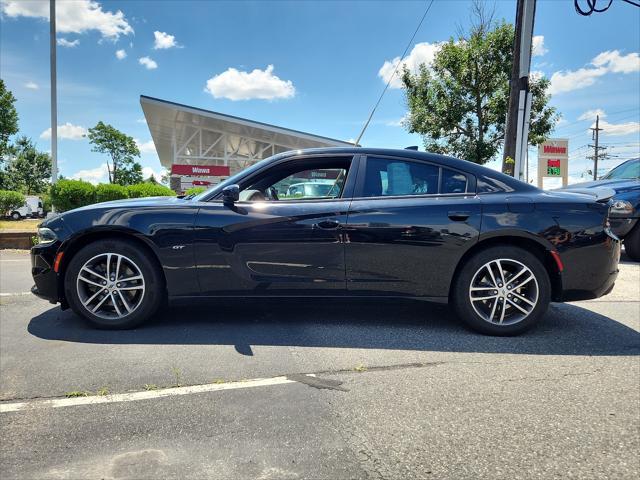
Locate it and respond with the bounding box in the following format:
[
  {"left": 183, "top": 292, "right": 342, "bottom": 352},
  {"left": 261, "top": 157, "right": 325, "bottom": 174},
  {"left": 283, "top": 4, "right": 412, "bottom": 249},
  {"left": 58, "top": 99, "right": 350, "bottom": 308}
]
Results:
[
  {"left": 441, "top": 168, "right": 468, "bottom": 193},
  {"left": 362, "top": 157, "right": 439, "bottom": 197},
  {"left": 477, "top": 176, "right": 514, "bottom": 193}
]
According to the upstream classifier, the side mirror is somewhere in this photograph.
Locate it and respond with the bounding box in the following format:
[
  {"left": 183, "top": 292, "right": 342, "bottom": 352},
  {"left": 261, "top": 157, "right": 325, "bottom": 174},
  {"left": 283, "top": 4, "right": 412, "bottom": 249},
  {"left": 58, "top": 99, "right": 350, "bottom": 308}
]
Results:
[{"left": 222, "top": 184, "right": 240, "bottom": 206}]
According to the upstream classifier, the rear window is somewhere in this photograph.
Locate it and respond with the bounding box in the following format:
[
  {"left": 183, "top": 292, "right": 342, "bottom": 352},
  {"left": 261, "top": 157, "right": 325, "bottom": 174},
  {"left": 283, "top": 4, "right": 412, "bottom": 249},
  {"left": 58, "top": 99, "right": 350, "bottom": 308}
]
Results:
[{"left": 477, "top": 176, "right": 514, "bottom": 194}]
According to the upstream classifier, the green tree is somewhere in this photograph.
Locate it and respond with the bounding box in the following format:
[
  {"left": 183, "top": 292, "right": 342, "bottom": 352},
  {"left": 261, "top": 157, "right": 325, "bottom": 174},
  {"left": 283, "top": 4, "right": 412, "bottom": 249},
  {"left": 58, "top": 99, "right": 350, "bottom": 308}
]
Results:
[
  {"left": 401, "top": 13, "right": 557, "bottom": 166},
  {"left": 87, "top": 121, "right": 143, "bottom": 185},
  {"left": 0, "top": 79, "right": 19, "bottom": 162},
  {"left": 5, "top": 137, "right": 52, "bottom": 194},
  {"left": 0, "top": 79, "right": 20, "bottom": 189}
]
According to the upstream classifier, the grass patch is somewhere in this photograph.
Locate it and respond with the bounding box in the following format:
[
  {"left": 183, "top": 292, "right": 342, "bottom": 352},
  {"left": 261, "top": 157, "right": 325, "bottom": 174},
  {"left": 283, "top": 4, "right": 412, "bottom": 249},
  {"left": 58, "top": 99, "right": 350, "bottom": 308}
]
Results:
[
  {"left": 96, "top": 387, "right": 109, "bottom": 396},
  {"left": 354, "top": 364, "right": 367, "bottom": 372},
  {"left": 144, "top": 384, "right": 158, "bottom": 391},
  {"left": 65, "top": 391, "right": 90, "bottom": 398},
  {"left": 170, "top": 366, "right": 183, "bottom": 387},
  {"left": 0, "top": 219, "right": 40, "bottom": 231},
  {"left": 212, "top": 379, "right": 225, "bottom": 384}
]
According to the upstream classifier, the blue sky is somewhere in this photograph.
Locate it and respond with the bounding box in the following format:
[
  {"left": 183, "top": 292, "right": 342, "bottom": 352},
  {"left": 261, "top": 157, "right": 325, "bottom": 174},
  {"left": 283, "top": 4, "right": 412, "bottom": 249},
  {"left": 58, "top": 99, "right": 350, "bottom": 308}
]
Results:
[{"left": 1, "top": 0, "right": 639, "bottom": 186}]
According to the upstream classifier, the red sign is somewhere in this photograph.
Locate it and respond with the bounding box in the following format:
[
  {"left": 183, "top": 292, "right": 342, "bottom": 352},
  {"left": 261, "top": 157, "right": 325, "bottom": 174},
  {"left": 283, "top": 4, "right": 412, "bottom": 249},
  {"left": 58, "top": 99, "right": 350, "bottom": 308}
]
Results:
[
  {"left": 192, "top": 180, "right": 212, "bottom": 186},
  {"left": 543, "top": 145, "right": 567, "bottom": 154},
  {"left": 547, "top": 159, "right": 561, "bottom": 168},
  {"left": 171, "top": 164, "right": 230, "bottom": 176}
]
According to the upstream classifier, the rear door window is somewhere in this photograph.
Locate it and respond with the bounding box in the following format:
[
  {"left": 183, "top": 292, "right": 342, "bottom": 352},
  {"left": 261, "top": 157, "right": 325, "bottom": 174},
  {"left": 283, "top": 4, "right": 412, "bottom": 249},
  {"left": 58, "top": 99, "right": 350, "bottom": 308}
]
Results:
[
  {"left": 441, "top": 168, "right": 468, "bottom": 193},
  {"left": 361, "top": 157, "right": 439, "bottom": 197}
]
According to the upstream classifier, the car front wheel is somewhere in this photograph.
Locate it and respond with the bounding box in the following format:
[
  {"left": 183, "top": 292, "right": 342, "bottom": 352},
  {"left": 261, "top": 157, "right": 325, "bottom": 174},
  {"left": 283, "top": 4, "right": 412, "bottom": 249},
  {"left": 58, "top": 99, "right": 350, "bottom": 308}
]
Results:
[
  {"left": 11, "top": 211, "right": 21, "bottom": 220},
  {"left": 452, "top": 246, "right": 551, "bottom": 336},
  {"left": 65, "top": 239, "right": 164, "bottom": 329}
]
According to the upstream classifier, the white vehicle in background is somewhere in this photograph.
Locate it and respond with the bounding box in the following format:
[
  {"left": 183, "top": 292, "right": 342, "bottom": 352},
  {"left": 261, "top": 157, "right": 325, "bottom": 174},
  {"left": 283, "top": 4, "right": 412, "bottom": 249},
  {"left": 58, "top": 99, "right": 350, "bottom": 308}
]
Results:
[{"left": 8, "top": 196, "right": 44, "bottom": 220}]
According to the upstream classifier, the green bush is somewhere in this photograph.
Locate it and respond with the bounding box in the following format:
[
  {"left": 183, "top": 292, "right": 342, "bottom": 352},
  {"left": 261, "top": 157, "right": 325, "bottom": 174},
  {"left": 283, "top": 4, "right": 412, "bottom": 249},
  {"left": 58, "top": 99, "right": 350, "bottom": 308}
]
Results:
[
  {"left": 50, "top": 179, "right": 96, "bottom": 212},
  {"left": 96, "top": 183, "right": 129, "bottom": 203},
  {"left": 184, "top": 186, "right": 206, "bottom": 196},
  {"left": 0, "top": 190, "right": 25, "bottom": 213},
  {"left": 40, "top": 192, "right": 52, "bottom": 213},
  {"left": 127, "top": 183, "right": 174, "bottom": 198}
]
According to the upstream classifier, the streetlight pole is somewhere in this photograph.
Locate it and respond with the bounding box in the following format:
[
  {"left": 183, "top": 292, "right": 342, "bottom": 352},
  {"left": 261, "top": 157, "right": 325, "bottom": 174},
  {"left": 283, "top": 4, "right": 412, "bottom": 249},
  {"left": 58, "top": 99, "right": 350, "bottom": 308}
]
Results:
[{"left": 50, "top": 0, "right": 58, "bottom": 184}]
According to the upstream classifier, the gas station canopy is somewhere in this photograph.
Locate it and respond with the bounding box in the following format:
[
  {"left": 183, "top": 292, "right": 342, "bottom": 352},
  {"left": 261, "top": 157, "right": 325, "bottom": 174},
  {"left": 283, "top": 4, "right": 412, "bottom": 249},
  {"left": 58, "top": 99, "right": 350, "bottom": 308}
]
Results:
[{"left": 140, "top": 95, "right": 353, "bottom": 191}]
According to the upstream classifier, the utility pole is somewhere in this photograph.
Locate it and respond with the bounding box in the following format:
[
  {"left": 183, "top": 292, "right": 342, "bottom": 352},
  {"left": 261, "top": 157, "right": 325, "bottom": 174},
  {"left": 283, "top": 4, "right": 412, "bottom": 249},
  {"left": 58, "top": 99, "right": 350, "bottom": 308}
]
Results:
[
  {"left": 588, "top": 115, "right": 607, "bottom": 180},
  {"left": 502, "top": 0, "right": 537, "bottom": 180},
  {"left": 50, "top": 0, "right": 58, "bottom": 184}
]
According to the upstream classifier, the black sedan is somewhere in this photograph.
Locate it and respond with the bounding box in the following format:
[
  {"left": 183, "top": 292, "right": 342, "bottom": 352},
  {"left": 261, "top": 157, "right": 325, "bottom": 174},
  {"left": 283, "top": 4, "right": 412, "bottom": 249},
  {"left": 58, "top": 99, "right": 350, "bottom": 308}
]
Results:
[{"left": 31, "top": 148, "right": 621, "bottom": 335}]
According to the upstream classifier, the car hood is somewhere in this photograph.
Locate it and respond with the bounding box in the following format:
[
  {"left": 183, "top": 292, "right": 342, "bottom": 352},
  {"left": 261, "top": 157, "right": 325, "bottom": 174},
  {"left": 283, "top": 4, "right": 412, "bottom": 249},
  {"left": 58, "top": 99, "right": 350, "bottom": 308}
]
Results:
[
  {"left": 76, "top": 196, "right": 190, "bottom": 210},
  {"left": 564, "top": 178, "right": 640, "bottom": 194}
]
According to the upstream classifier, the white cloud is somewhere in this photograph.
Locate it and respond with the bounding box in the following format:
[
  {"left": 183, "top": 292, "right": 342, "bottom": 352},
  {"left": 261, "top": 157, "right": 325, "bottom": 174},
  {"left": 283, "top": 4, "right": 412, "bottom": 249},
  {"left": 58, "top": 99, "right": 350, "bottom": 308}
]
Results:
[
  {"left": 549, "top": 50, "right": 640, "bottom": 95},
  {"left": 24, "top": 81, "right": 39, "bottom": 90},
  {"left": 598, "top": 119, "right": 640, "bottom": 136},
  {"left": 578, "top": 109, "right": 607, "bottom": 121},
  {"left": 592, "top": 50, "right": 640, "bottom": 73},
  {"left": 385, "top": 115, "right": 408, "bottom": 127},
  {"left": 138, "top": 56, "right": 158, "bottom": 70},
  {"left": 57, "top": 37, "right": 79, "bottom": 48},
  {"left": 532, "top": 35, "right": 547, "bottom": 57},
  {"left": 70, "top": 163, "right": 109, "bottom": 184},
  {"left": 115, "top": 49, "right": 127, "bottom": 60},
  {"left": 378, "top": 42, "right": 441, "bottom": 89},
  {"left": 40, "top": 123, "right": 87, "bottom": 140},
  {"left": 548, "top": 66, "right": 607, "bottom": 95},
  {"left": 153, "top": 31, "right": 179, "bottom": 49},
  {"left": 135, "top": 139, "right": 157, "bottom": 154},
  {"left": 136, "top": 117, "right": 146, "bottom": 124},
  {"left": 141, "top": 166, "right": 164, "bottom": 182},
  {"left": 204, "top": 65, "right": 295, "bottom": 101},
  {"left": 1, "top": 0, "right": 133, "bottom": 40}
]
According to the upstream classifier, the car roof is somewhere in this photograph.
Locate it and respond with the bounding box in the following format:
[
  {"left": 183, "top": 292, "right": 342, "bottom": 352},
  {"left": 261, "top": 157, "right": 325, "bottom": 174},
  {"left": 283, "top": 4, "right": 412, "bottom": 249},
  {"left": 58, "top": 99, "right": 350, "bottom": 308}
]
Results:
[{"left": 277, "top": 147, "right": 538, "bottom": 192}]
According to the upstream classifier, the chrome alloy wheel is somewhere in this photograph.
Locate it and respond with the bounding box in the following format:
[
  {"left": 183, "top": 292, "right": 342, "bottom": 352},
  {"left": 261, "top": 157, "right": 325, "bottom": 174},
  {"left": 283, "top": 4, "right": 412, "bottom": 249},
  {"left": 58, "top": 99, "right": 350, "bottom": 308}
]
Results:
[
  {"left": 76, "top": 253, "right": 145, "bottom": 320},
  {"left": 468, "top": 259, "right": 539, "bottom": 326}
]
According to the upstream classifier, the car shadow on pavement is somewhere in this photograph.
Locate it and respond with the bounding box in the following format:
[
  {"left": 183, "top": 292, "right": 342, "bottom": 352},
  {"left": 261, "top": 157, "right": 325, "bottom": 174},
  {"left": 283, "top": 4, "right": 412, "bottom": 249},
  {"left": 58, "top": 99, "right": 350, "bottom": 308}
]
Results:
[{"left": 27, "top": 299, "right": 640, "bottom": 357}]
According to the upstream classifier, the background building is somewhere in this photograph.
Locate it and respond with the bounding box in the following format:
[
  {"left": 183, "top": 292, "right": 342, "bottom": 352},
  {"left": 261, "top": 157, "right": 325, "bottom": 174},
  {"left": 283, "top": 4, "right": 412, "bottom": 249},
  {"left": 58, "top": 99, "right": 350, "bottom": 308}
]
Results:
[{"left": 141, "top": 95, "right": 353, "bottom": 192}]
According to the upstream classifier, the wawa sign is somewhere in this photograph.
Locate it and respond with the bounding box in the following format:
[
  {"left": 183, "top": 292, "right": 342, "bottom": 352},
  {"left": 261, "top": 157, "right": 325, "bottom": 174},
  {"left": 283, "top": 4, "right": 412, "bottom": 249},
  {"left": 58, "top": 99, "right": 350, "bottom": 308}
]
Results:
[
  {"left": 537, "top": 139, "right": 569, "bottom": 188},
  {"left": 171, "top": 164, "right": 231, "bottom": 176}
]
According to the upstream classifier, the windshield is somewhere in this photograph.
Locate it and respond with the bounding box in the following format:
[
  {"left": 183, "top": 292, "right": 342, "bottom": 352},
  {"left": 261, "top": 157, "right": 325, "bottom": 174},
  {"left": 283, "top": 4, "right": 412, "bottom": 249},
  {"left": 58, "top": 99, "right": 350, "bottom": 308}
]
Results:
[
  {"left": 191, "top": 153, "right": 288, "bottom": 201},
  {"left": 602, "top": 159, "right": 640, "bottom": 180}
]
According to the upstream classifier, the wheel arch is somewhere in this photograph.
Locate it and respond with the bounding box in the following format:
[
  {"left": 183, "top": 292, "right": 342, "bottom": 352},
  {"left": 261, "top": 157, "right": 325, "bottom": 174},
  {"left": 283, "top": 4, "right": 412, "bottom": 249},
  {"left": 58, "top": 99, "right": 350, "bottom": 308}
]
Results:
[
  {"left": 57, "top": 228, "right": 167, "bottom": 302},
  {"left": 450, "top": 233, "right": 563, "bottom": 302}
]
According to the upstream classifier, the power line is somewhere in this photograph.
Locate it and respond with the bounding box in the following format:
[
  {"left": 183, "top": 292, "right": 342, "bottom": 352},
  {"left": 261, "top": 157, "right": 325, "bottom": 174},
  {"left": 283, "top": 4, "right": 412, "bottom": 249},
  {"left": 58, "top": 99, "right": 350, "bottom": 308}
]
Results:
[
  {"left": 355, "top": 0, "right": 436, "bottom": 145},
  {"left": 575, "top": 0, "right": 640, "bottom": 16}
]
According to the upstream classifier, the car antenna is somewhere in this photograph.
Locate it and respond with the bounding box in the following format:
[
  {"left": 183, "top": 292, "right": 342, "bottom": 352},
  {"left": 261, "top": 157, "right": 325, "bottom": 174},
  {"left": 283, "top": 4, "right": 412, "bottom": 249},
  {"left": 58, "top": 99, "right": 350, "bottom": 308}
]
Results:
[{"left": 405, "top": 146, "right": 419, "bottom": 151}]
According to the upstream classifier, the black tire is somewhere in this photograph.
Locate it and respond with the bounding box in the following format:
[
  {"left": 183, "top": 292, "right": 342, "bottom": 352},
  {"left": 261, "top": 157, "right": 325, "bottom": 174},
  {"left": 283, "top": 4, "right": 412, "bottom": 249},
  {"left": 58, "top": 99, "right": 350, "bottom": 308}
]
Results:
[
  {"left": 11, "top": 211, "right": 20, "bottom": 220},
  {"left": 623, "top": 224, "right": 640, "bottom": 262},
  {"left": 64, "top": 239, "right": 164, "bottom": 329},
  {"left": 451, "top": 245, "right": 551, "bottom": 336}
]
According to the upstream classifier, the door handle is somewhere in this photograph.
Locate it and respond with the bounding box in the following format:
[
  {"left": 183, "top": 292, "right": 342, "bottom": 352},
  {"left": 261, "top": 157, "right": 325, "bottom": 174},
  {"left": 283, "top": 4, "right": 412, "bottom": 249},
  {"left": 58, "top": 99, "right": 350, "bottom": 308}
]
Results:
[
  {"left": 314, "top": 219, "right": 341, "bottom": 230},
  {"left": 448, "top": 211, "right": 471, "bottom": 222}
]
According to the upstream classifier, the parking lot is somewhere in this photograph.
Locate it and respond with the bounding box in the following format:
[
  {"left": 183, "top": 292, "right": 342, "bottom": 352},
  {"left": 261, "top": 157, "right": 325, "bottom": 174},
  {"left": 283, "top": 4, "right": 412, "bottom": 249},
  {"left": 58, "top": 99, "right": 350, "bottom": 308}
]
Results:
[{"left": 1, "top": 249, "right": 639, "bottom": 479}]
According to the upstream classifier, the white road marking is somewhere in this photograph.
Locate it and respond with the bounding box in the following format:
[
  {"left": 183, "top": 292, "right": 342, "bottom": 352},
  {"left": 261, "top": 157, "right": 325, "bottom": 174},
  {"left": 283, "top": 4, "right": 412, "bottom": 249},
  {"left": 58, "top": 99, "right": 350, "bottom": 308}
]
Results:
[
  {"left": 0, "top": 375, "right": 303, "bottom": 413},
  {"left": 0, "top": 259, "right": 31, "bottom": 262},
  {"left": 0, "top": 292, "right": 32, "bottom": 297}
]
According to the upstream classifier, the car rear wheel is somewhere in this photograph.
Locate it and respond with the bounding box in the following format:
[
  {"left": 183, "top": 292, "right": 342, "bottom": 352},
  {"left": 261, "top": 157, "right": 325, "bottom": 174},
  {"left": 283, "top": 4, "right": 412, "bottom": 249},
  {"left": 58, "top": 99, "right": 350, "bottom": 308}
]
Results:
[
  {"left": 451, "top": 246, "right": 551, "bottom": 336},
  {"left": 65, "top": 239, "right": 164, "bottom": 329},
  {"left": 623, "top": 224, "right": 640, "bottom": 262},
  {"left": 11, "top": 211, "right": 21, "bottom": 220}
]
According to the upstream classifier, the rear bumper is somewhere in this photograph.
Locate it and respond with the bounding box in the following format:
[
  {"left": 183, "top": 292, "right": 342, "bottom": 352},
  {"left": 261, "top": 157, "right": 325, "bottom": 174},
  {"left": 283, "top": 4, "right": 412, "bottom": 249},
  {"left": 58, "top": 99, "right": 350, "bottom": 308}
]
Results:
[
  {"left": 31, "top": 243, "right": 62, "bottom": 304},
  {"left": 560, "top": 238, "right": 621, "bottom": 302}
]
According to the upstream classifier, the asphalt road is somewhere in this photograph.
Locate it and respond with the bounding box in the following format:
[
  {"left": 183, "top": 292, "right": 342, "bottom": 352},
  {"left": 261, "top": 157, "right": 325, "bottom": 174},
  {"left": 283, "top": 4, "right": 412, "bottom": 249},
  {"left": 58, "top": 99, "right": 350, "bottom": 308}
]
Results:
[{"left": 1, "top": 250, "right": 639, "bottom": 479}]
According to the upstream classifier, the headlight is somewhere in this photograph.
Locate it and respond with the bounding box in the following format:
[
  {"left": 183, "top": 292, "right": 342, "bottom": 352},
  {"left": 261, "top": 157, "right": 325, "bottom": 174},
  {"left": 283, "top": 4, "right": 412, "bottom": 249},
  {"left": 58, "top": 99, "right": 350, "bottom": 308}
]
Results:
[
  {"left": 609, "top": 200, "right": 634, "bottom": 217},
  {"left": 37, "top": 227, "right": 57, "bottom": 244}
]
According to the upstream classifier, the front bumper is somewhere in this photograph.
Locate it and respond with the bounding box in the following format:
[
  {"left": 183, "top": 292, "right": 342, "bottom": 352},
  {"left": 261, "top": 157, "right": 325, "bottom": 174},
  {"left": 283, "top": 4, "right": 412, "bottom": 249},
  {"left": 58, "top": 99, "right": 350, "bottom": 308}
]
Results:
[
  {"left": 609, "top": 216, "right": 638, "bottom": 239},
  {"left": 31, "top": 243, "right": 62, "bottom": 304}
]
